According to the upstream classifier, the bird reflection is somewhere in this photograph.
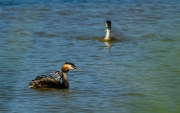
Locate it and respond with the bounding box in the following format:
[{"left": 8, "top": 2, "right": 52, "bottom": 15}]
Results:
[{"left": 104, "top": 41, "right": 112, "bottom": 52}]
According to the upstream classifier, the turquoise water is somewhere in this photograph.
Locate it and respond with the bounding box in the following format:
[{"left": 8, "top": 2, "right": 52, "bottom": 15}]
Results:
[{"left": 0, "top": 1, "right": 180, "bottom": 113}]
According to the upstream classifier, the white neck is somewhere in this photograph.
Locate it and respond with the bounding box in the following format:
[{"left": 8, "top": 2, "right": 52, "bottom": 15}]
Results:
[
  {"left": 62, "top": 72, "right": 69, "bottom": 88},
  {"left": 104, "top": 28, "right": 111, "bottom": 40}
]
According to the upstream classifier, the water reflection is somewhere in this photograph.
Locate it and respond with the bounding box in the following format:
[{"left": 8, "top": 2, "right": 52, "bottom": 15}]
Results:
[{"left": 104, "top": 41, "right": 112, "bottom": 52}]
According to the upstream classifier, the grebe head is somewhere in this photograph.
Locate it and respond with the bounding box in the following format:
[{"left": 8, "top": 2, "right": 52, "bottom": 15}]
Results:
[
  {"left": 61, "top": 62, "right": 80, "bottom": 73},
  {"left": 106, "top": 21, "right": 111, "bottom": 30},
  {"left": 53, "top": 71, "right": 61, "bottom": 76}
]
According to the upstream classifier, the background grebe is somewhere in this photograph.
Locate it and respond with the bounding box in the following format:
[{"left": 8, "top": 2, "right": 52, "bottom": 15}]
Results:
[
  {"left": 28, "top": 62, "right": 80, "bottom": 89},
  {"left": 104, "top": 21, "right": 111, "bottom": 40}
]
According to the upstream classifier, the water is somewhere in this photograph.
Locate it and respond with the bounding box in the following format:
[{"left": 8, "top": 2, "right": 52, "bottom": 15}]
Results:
[{"left": 0, "top": 0, "right": 180, "bottom": 113}]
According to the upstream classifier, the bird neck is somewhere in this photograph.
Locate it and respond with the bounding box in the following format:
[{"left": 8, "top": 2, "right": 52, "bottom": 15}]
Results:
[
  {"left": 62, "top": 72, "right": 69, "bottom": 88},
  {"left": 104, "top": 28, "right": 111, "bottom": 40}
]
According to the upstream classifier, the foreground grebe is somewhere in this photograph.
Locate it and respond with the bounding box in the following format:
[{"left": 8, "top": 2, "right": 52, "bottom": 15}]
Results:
[
  {"left": 28, "top": 62, "right": 80, "bottom": 89},
  {"left": 104, "top": 21, "right": 111, "bottom": 40}
]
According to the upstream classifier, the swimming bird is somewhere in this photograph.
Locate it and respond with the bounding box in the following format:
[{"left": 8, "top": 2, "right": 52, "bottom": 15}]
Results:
[
  {"left": 104, "top": 21, "right": 111, "bottom": 40},
  {"left": 28, "top": 62, "right": 80, "bottom": 89}
]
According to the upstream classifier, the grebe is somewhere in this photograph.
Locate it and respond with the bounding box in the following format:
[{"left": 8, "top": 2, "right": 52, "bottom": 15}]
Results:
[
  {"left": 28, "top": 62, "right": 80, "bottom": 89},
  {"left": 104, "top": 21, "right": 111, "bottom": 40}
]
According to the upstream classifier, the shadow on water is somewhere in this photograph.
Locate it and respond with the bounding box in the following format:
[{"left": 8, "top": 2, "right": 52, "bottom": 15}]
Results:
[
  {"left": 29, "top": 88, "right": 73, "bottom": 96},
  {"left": 76, "top": 36, "right": 125, "bottom": 42},
  {"left": 94, "top": 36, "right": 125, "bottom": 42}
]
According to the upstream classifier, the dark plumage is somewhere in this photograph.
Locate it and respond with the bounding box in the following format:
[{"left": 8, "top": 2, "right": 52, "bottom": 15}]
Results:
[{"left": 28, "top": 74, "right": 62, "bottom": 89}]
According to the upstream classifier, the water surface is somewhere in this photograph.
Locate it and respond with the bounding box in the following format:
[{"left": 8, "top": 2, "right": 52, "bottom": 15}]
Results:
[{"left": 0, "top": 0, "right": 180, "bottom": 113}]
